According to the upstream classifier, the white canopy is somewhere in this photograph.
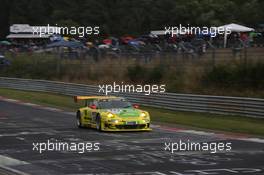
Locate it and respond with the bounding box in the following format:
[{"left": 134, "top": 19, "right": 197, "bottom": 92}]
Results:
[
  {"left": 218, "top": 23, "right": 255, "bottom": 48},
  {"left": 6, "top": 34, "right": 51, "bottom": 39},
  {"left": 218, "top": 23, "right": 254, "bottom": 32}
]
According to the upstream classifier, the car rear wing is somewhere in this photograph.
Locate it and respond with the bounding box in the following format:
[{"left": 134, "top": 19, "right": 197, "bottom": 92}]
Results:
[{"left": 74, "top": 96, "right": 117, "bottom": 102}]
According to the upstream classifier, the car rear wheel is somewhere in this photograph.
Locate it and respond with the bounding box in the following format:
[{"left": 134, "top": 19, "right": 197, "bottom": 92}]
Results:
[{"left": 77, "top": 111, "right": 83, "bottom": 128}]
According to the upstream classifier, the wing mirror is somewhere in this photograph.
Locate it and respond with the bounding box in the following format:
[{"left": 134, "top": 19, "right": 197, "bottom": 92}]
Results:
[
  {"left": 89, "top": 104, "right": 97, "bottom": 109},
  {"left": 133, "top": 104, "right": 139, "bottom": 109}
]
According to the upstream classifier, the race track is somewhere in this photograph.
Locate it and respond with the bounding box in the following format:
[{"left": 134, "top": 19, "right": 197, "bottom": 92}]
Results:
[{"left": 0, "top": 98, "right": 263, "bottom": 175}]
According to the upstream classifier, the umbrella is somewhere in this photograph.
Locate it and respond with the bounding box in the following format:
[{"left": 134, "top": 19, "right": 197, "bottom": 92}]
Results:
[
  {"left": 128, "top": 40, "right": 145, "bottom": 46},
  {"left": 50, "top": 34, "right": 63, "bottom": 42},
  {"left": 0, "top": 41, "right": 11, "bottom": 45},
  {"left": 47, "top": 40, "right": 83, "bottom": 48},
  {"left": 102, "top": 39, "right": 112, "bottom": 45},
  {"left": 121, "top": 36, "right": 134, "bottom": 44}
]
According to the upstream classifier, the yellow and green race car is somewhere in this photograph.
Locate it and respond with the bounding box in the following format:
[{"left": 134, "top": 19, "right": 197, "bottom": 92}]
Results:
[{"left": 74, "top": 96, "right": 151, "bottom": 131}]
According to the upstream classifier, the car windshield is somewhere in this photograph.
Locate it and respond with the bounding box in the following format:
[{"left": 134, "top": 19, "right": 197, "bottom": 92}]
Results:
[{"left": 98, "top": 99, "right": 132, "bottom": 109}]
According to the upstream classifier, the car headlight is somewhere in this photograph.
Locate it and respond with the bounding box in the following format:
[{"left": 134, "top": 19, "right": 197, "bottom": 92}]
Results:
[
  {"left": 142, "top": 119, "right": 150, "bottom": 123},
  {"left": 110, "top": 119, "right": 119, "bottom": 124},
  {"left": 107, "top": 113, "right": 114, "bottom": 118},
  {"left": 140, "top": 112, "right": 147, "bottom": 118}
]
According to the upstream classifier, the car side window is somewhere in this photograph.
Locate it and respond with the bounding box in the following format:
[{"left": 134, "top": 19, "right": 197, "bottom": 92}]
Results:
[
  {"left": 93, "top": 101, "right": 98, "bottom": 108},
  {"left": 87, "top": 100, "right": 94, "bottom": 107},
  {"left": 87, "top": 100, "right": 98, "bottom": 108}
]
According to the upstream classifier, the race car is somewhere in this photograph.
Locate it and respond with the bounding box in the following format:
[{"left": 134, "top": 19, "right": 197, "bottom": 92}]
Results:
[{"left": 74, "top": 96, "right": 151, "bottom": 131}]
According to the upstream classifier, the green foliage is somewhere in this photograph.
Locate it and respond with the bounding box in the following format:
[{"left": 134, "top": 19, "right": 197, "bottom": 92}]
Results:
[
  {"left": 126, "top": 65, "right": 146, "bottom": 82},
  {"left": 1, "top": 54, "right": 264, "bottom": 98},
  {"left": 146, "top": 65, "right": 165, "bottom": 83},
  {"left": 126, "top": 64, "right": 165, "bottom": 83},
  {"left": 0, "top": 54, "right": 58, "bottom": 79},
  {"left": 203, "top": 63, "right": 264, "bottom": 89},
  {"left": 1, "top": 0, "right": 263, "bottom": 39}
]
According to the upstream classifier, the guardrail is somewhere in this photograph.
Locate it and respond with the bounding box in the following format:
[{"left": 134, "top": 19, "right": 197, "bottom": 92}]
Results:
[{"left": 0, "top": 77, "right": 263, "bottom": 118}]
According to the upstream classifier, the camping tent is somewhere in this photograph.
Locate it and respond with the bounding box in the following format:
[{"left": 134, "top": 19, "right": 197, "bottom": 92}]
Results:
[{"left": 218, "top": 23, "right": 255, "bottom": 48}]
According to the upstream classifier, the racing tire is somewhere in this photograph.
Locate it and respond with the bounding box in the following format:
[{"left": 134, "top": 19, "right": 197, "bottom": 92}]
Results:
[
  {"left": 96, "top": 115, "right": 102, "bottom": 131},
  {"left": 76, "top": 111, "right": 83, "bottom": 128}
]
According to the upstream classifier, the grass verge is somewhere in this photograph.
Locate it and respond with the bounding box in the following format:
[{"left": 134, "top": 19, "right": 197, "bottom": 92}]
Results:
[{"left": 0, "top": 88, "right": 263, "bottom": 136}]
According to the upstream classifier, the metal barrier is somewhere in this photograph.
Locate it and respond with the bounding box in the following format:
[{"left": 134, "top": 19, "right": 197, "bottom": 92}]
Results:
[{"left": 0, "top": 77, "right": 263, "bottom": 118}]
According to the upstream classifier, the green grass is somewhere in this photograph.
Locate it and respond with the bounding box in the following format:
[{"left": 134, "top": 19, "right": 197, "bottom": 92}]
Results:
[
  {"left": 0, "top": 88, "right": 81, "bottom": 110},
  {"left": 0, "top": 88, "right": 264, "bottom": 136}
]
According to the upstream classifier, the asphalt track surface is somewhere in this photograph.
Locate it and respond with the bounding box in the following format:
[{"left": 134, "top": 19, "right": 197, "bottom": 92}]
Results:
[{"left": 0, "top": 99, "right": 264, "bottom": 175}]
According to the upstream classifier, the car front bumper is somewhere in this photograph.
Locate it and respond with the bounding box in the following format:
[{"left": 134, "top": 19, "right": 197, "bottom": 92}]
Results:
[{"left": 102, "top": 122, "right": 151, "bottom": 131}]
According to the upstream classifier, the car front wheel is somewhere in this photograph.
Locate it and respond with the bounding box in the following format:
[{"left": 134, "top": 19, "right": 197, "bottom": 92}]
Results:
[{"left": 96, "top": 115, "right": 102, "bottom": 131}]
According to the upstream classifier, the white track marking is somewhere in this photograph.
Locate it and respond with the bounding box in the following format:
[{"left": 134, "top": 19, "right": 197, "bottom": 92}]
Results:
[
  {"left": 237, "top": 138, "right": 264, "bottom": 144},
  {"left": 0, "top": 155, "right": 29, "bottom": 166}
]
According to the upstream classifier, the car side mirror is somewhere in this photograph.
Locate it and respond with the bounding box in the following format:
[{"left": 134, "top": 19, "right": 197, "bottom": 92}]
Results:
[
  {"left": 133, "top": 104, "right": 139, "bottom": 109},
  {"left": 89, "top": 104, "right": 97, "bottom": 109}
]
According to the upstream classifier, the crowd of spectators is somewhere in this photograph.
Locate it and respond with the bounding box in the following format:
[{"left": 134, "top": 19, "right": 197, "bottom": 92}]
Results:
[{"left": 0, "top": 31, "right": 263, "bottom": 61}]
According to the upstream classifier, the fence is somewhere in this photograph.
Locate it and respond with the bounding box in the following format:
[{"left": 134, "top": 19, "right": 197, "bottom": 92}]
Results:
[{"left": 0, "top": 77, "right": 263, "bottom": 118}]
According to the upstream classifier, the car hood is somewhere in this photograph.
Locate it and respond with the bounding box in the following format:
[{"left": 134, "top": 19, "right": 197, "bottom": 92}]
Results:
[{"left": 104, "top": 108, "right": 140, "bottom": 117}]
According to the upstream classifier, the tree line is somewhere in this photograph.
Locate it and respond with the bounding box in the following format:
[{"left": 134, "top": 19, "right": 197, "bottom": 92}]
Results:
[{"left": 1, "top": 0, "right": 263, "bottom": 39}]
